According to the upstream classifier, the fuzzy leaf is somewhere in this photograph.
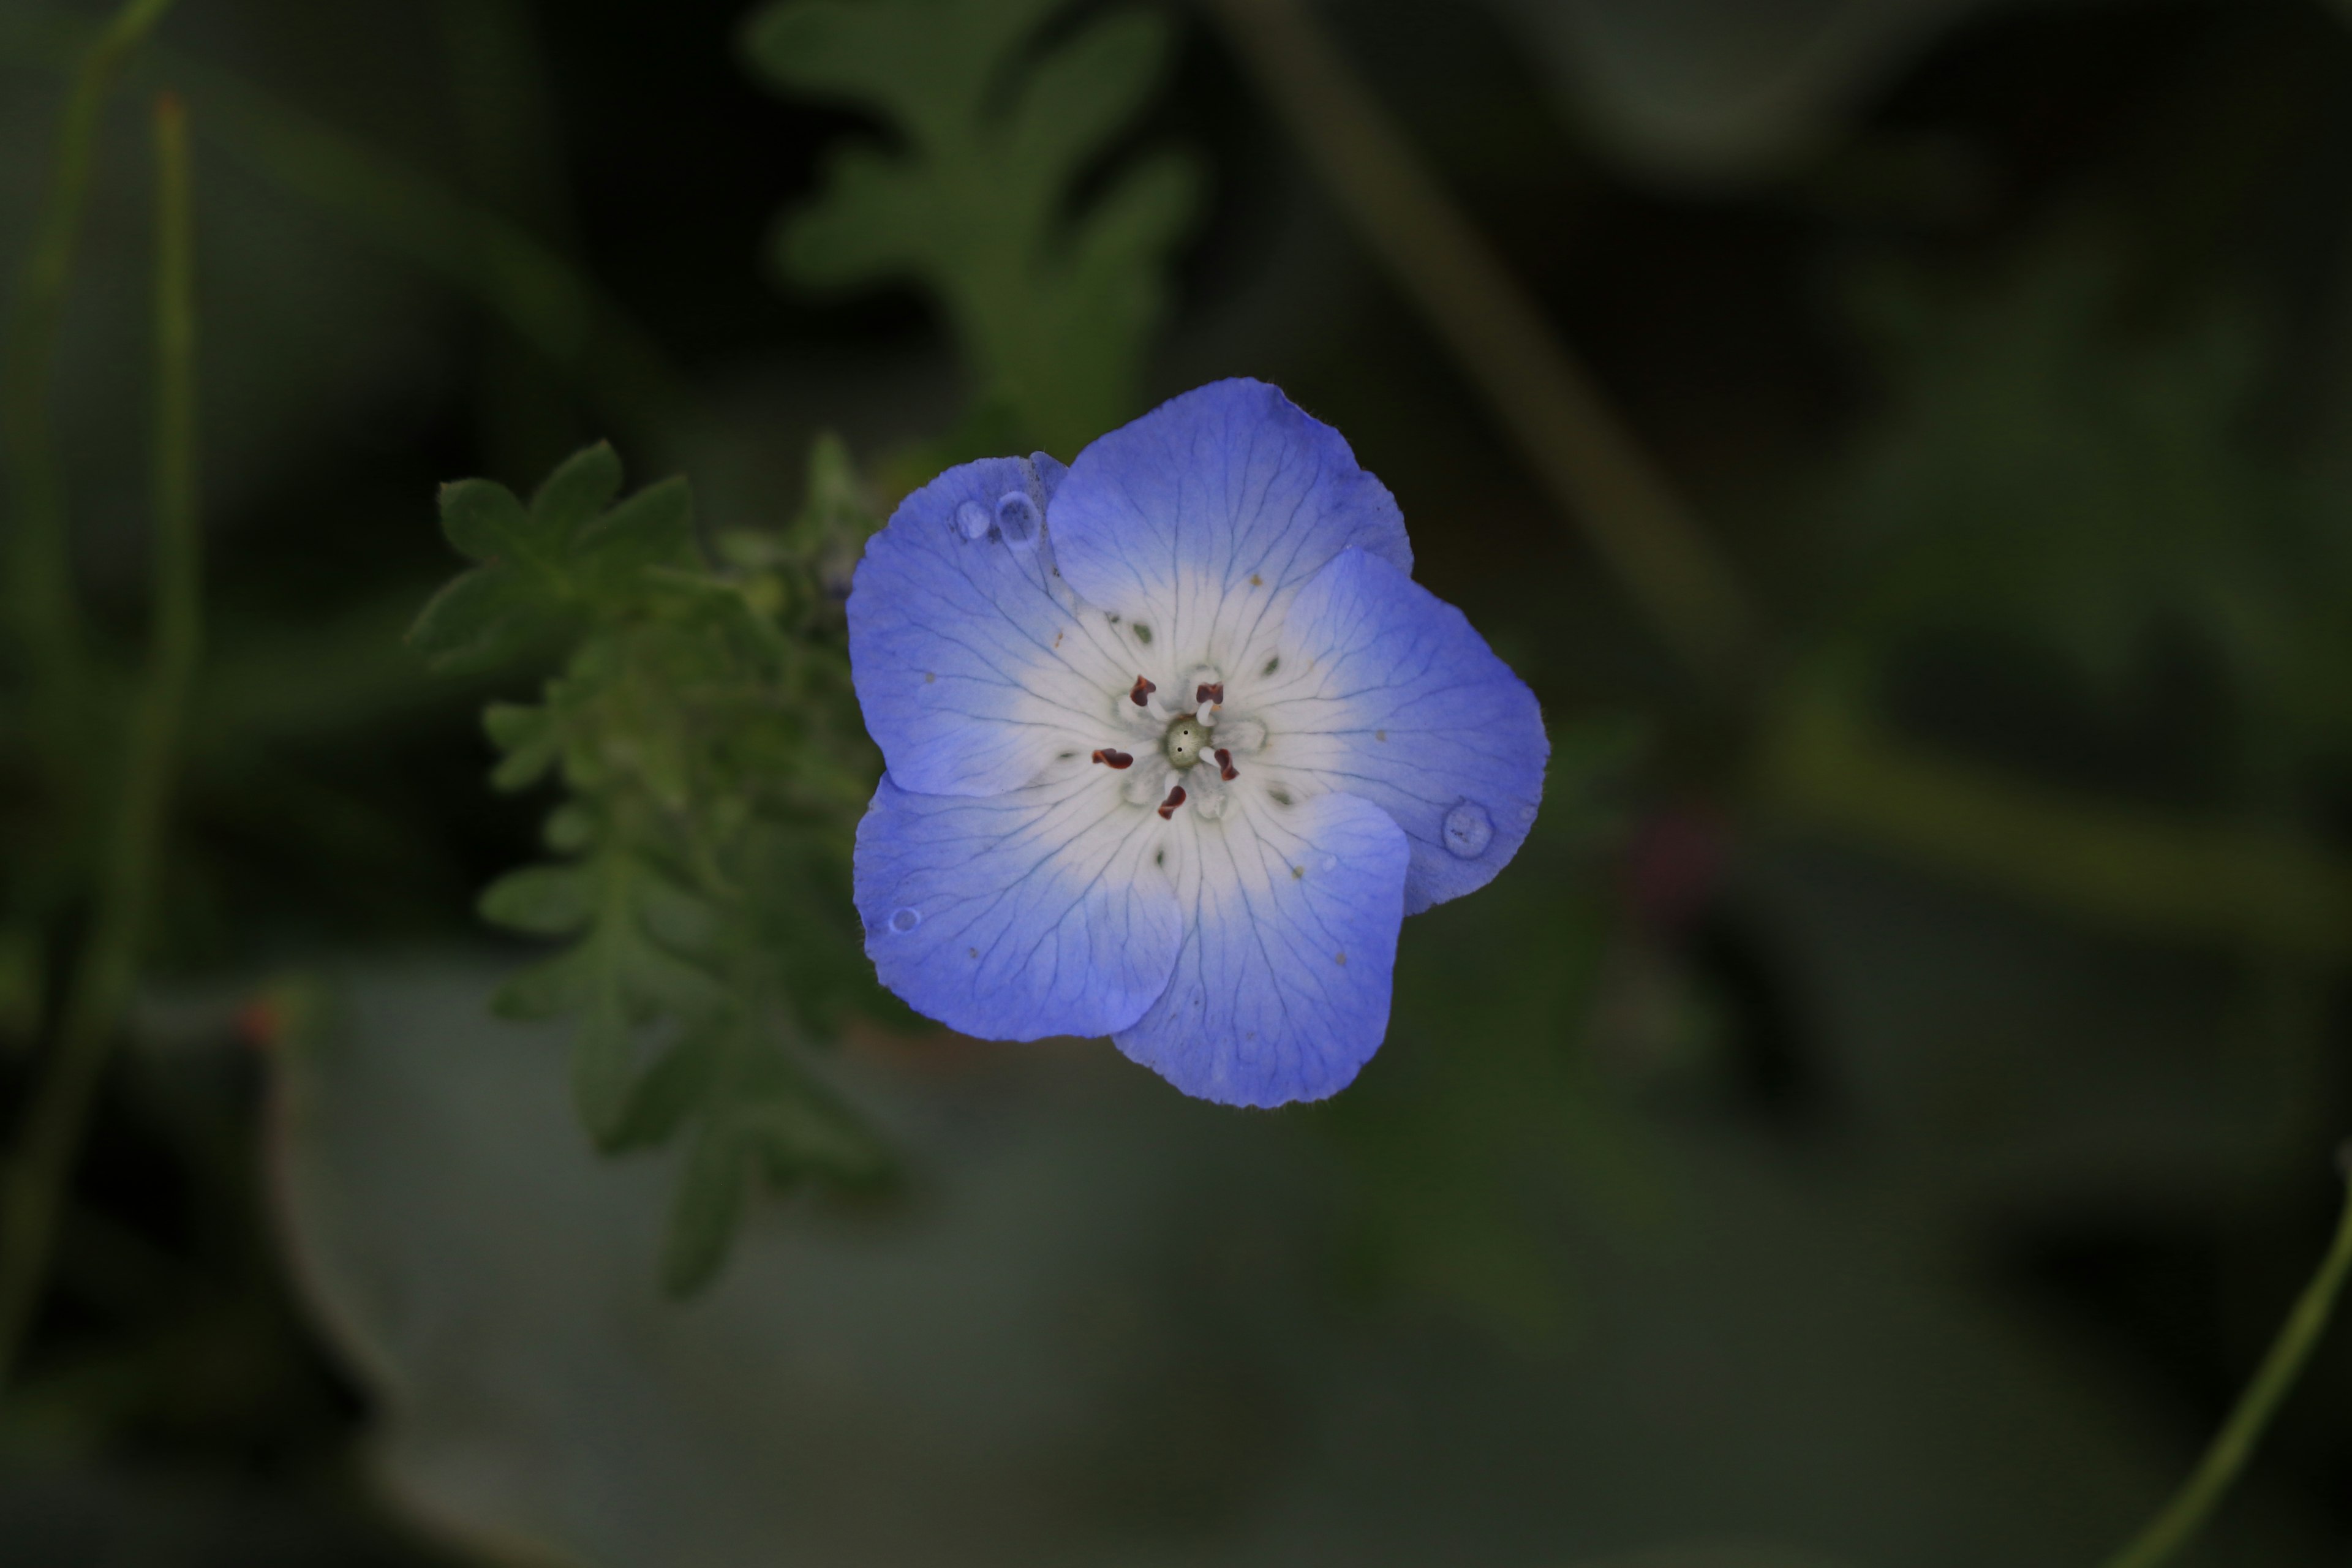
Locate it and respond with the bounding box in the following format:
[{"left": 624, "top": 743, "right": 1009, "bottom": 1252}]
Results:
[
  {"left": 607, "top": 1026, "right": 722, "bottom": 1153},
  {"left": 530, "top": 442, "right": 625, "bottom": 543},
  {"left": 438, "top": 478, "right": 537, "bottom": 564},
  {"left": 479, "top": 865, "right": 595, "bottom": 936},
  {"left": 406, "top": 565, "right": 569, "bottom": 674},
  {"left": 663, "top": 1121, "right": 750, "bottom": 1298}
]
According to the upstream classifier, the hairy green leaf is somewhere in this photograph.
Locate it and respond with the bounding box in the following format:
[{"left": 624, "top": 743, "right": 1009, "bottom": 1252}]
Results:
[{"left": 422, "top": 437, "right": 900, "bottom": 1293}]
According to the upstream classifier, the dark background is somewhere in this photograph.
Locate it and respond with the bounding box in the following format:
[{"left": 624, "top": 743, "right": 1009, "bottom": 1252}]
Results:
[{"left": 3, "top": 0, "right": 2351, "bottom": 1564}]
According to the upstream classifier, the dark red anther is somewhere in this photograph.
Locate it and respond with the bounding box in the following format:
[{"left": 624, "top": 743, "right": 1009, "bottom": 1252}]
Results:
[
  {"left": 1090, "top": 748, "right": 1134, "bottom": 769},
  {"left": 1196, "top": 682, "right": 1224, "bottom": 706},
  {"left": 1129, "top": 676, "right": 1156, "bottom": 707},
  {"left": 1215, "top": 748, "right": 1237, "bottom": 781},
  {"left": 1156, "top": 785, "right": 1187, "bottom": 820}
]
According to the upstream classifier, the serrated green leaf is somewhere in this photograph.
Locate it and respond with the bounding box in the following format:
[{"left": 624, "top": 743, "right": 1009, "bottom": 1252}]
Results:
[
  {"left": 573, "top": 962, "right": 638, "bottom": 1144},
  {"left": 573, "top": 475, "right": 699, "bottom": 603},
  {"left": 491, "top": 951, "right": 576, "bottom": 1020},
  {"left": 543, "top": 803, "right": 595, "bottom": 853},
  {"left": 741, "top": 1088, "right": 893, "bottom": 1186},
  {"left": 1005, "top": 10, "right": 1174, "bottom": 204},
  {"left": 748, "top": 0, "right": 1197, "bottom": 453},
  {"left": 531, "top": 441, "right": 625, "bottom": 542},
  {"left": 662, "top": 1121, "right": 750, "bottom": 1297},
  {"left": 479, "top": 864, "right": 595, "bottom": 935},
  {"left": 485, "top": 701, "right": 561, "bottom": 791},
  {"left": 428, "top": 435, "right": 899, "bottom": 1293},
  {"left": 406, "top": 565, "right": 568, "bottom": 674},
  {"left": 438, "top": 478, "right": 537, "bottom": 564},
  {"left": 606, "top": 1025, "right": 722, "bottom": 1153}
]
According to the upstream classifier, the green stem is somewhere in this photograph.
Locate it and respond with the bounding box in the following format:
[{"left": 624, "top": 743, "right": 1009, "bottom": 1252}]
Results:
[
  {"left": 2099, "top": 1151, "right": 2352, "bottom": 1568},
  {"left": 1203, "top": 0, "right": 1758, "bottom": 692},
  {"left": 1, "top": 0, "right": 177, "bottom": 782},
  {"left": 0, "top": 4, "right": 690, "bottom": 456},
  {"left": 0, "top": 91, "right": 202, "bottom": 1393}
]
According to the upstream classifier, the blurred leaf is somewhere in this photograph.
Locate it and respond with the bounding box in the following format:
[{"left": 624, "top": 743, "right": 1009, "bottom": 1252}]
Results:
[
  {"left": 1823, "top": 241, "right": 2352, "bottom": 763},
  {"left": 663, "top": 1121, "right": 750, "bottom": 1297},
  {"left": 744, "top": 0, "right": 1202, "bottom": 454}
]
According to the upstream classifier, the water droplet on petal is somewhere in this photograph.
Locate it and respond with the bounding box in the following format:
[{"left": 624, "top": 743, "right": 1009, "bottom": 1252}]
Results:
[
  {"left": 995, "top": 490, "right": 1039, "bottom": 545},
  {"left": 889, "top": 907, "right": 921, "bottom": 933},
  {"left": 1317, "top": 853, "right": 1338, "bottom": 873},
  {"left": 1442, "top": 801, "right": 1494, "bottom": 859},
  {"left": 954, "top": 500, "right": 992, "bottom": 541}
]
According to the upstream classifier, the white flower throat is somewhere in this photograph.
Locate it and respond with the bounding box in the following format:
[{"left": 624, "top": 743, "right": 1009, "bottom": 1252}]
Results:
[{"left": 1085, "top": 668, "right": 1267, "bottom": 823}]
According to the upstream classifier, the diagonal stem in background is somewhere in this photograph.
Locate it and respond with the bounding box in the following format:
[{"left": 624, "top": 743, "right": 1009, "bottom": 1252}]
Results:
[
  {"left": 0, "top": 91, "right": 203, "bottom": 1393},
  {"left": 1202, "top": 0, "right": 1762, "bottom": 692},
  {"left": 2100, "top": 1148, "right": 2352, "bottom": 1568}
]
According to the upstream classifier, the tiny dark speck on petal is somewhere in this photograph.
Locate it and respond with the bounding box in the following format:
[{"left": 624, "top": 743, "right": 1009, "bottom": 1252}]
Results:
[
  {"left": 968, "top": 947, "right": 978, "bottom": 959},
  {"left": 1334, "top": 951, "right": 1347, "bottom": 967},
  {"left": 924, "top": 672, "right": 936, "bottom": 683},
  {"left": 1290, "top": 865, "right": 1303, "bottom": 879}
]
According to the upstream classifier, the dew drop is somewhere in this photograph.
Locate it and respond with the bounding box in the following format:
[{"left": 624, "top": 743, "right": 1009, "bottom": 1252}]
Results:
[
  {"left": 1442, "top": 801, "right": 1494, "bottom": 859},
  {"left": 1317, "top": 853, "right": 1338, "bottom": 873},
  {"left": 954, "top": 500, "right": 992, "bottom": 541},
  {"left": 995, "top": 490, "right": 1039, "bottom": 545},
  {"left": 889, "top": 906, "right": 921, "bottom": 933}
]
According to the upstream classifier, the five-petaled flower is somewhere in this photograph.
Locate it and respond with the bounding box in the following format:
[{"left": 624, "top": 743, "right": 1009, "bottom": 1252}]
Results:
[{"left": 847, "top": 380, "right": 1548, "bottom": 1107}]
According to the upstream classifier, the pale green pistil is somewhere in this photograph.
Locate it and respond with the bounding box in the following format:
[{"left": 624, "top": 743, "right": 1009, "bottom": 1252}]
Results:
[{"left": 1163, "top": 715, "right": 1207, "bottom": 769}]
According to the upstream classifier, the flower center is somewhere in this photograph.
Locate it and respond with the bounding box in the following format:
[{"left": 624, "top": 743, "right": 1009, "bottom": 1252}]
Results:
[{"left": 1163, "top": 715, "right": 1207, "bottom": 769}]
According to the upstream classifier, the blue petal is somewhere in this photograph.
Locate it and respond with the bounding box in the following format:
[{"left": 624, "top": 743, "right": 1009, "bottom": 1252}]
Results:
[
  {"left": 1114, "top": 790, "right": 1409, "bottom": 1107},
  {"left": 1049, "top": 380, "right": 1413, "bottom": 674},
  {"left": 1028, "top": 449, "right": 1069, "bottom": 497},
  {"left": 848, "top": 455, "right": 1136, "bottom": 797},
  {"left": 1254, "top": 548, "right": 1547, "bottom": 914},
  {"left": 855, "top": 772, "right": 1183, "bottom": 1041}
]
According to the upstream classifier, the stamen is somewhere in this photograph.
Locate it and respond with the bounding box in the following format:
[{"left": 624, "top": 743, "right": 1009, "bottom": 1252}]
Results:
[
  {"left": 1156, "top": 785, "right": 1187, "bottom": 820},
  {"left": 1196, "top": 682, "right": 1223, "bottom": 706},
  {"left": 1091, "top": 748, "right": 1134, "bottom": 769},
  {"left": 1129, "top": 676, "right": 1157, "bottom": 707},
  {"left": 1215, "top": 748, "right": 1237, "bottom": 781}
]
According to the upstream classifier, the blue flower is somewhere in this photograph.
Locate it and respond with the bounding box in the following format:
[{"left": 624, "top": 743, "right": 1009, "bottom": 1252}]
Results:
[{"left": 846, "top": 380, "right": 1548, "bottom": 1107}]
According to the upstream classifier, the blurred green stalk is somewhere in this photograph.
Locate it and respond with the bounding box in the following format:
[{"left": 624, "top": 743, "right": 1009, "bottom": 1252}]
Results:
[
  {"left": 1204, "top": 0, "right": 1759, "bottom": 693},
  {"left": 1, "top": 0, "right": 176, "bottom": 779},
  {"left": 0, "top": 90, "right": 203, "bottom": 1392},
  {"left": 0, "top": 2, "right": 691, "bottom": 458},
  {"left": 2100, "top": 1151, "right": 2352, "bottom": 1568}
]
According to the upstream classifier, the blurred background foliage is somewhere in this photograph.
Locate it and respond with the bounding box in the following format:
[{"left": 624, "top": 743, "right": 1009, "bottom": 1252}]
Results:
[{"left": 2, "top": 0, "right": 2352, "bottom": 1564}]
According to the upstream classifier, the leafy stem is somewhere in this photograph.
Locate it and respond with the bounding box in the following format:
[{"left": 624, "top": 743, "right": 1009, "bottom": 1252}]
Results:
[
  {"left": 0, "top": 89, "right": 203, "bottom": 1393},
  {"left": 2100, "top": 1147, "right": 2352, "bottom": 1568}
]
